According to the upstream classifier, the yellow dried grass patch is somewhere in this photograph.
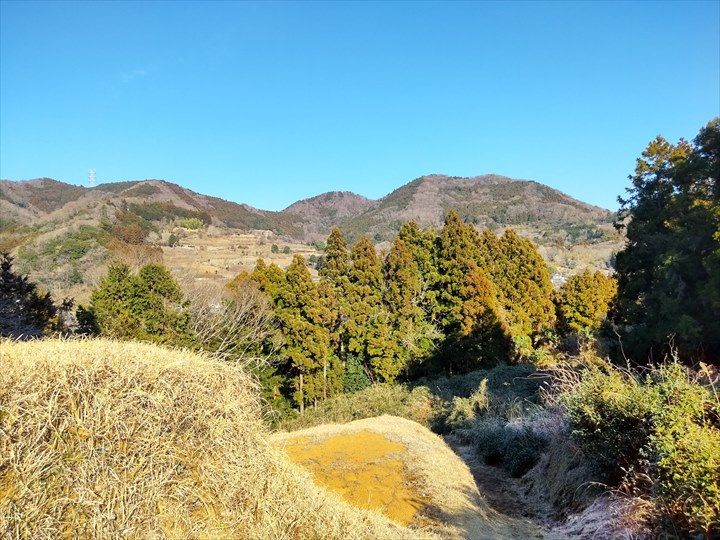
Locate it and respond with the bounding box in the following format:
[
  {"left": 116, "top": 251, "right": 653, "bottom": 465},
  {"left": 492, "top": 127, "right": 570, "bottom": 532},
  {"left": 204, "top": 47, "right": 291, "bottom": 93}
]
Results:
[{"left": 284, "top": 431, "right": 428, "bottom": 525}]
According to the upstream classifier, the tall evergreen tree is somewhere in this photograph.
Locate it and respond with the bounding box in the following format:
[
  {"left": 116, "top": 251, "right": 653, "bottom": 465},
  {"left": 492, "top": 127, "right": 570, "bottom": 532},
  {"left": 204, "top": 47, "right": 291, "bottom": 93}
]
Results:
[
  {"left": 318, "top": 227, "right": 350, "bottom": 360},
  {"left": 435, "top": 210, "right": 482, "bottom": 333},
  {"left": 397, "top": 221, "right": 441, "bottom": 322},
  {"left": 345, "top": 236, "right": 401, "bottom": 381},
  {"left": 276, "top": 255, "right": 335, "bottom": 411},
  {"left": 86, "top": 263, "right": 194, "bottom": 346},
  {"left": 614, "top": 118, "right": 720, "bottom": 363},
  {"left": 454, "top": 264, "right": 512, "bottom": 370},
  {"left": 383, "top": 237, "right": 435, "bottom": 368},
  {"left": 556, "top": 270, "right": 617, "bottom": 336},
  {"left": 495, "top": 229, "right": 555, "bottom": 341},
  {"left": 319, "top": 227, "right": 350, "bottom": 285}
]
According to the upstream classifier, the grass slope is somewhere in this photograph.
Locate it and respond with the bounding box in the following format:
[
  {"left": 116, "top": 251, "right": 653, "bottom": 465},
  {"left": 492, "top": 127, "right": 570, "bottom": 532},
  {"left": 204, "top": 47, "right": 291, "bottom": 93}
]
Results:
[{"left": 0, "top": 339, "right": 413, "bottom": 539}]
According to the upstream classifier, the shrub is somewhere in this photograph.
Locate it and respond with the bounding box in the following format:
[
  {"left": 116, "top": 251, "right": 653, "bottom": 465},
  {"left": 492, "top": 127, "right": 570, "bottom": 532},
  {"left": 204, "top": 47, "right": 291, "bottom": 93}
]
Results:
[
  {"left": 443, "top": 379, "right": 489, "bottom": 431},
  {"left": 471, "top": 418, "right": 547, "bottom": 477},
  {"left": 271, "top": 243, "right": 279, "bottom": 254},
  {"left": 179, "top": 217, "right": 204, "bottom": 230},
  {"left": 167, "top": 233, "right": 180, "bottom": 247},
  {"left": 561, "top": 362, "right": 720, "bottom": 535}
]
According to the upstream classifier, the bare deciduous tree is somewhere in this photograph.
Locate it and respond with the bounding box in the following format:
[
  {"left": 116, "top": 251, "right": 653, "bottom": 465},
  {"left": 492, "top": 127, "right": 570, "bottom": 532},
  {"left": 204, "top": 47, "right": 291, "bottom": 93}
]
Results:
[{"left": 184, "top": 278, "right": 280, "bottom": 367}]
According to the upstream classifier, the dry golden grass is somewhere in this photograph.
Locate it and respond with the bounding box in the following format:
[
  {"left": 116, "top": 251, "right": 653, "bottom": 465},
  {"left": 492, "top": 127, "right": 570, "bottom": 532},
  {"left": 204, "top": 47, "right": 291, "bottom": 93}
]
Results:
[
  {"left": 162, "top": 229, "right": 322, "bottom": 287},
  {"left": 274, "top": 416, "right": 544, "bottom": 540},
  {"left": 0, "top": 339, "right": 413, "bottom": 539}
]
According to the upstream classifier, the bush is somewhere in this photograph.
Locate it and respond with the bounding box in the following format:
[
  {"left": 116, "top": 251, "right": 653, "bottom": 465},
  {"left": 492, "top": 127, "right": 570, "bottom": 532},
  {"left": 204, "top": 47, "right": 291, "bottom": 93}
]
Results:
[
  {"left": 271, "top": 243, "right": 279, "bottom": 254},
  {"left": 443, "top": 379, "right": 489, "bottom": 431},
  {"left": 179, "top": 217, "right": 204, "bottom": 230},
  {"left": 471, "top": 418, "right": 547, "bottom": 477},
  {"left": 167, "top": 233, "right": 180, "bottom": 247},
  {"left": 561, "top": 362, "right": 720, "bottom": 535},
  {"left": 342, "top": 355, "right": 371, "bottom": 393}
]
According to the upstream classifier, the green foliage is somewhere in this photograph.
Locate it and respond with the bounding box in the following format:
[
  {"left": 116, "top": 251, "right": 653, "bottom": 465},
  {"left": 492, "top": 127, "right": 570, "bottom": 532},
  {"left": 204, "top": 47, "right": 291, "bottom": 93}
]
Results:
[
  {"left": 83, "top": 263, "right": 195, "bottom": 346},
  {"left": 0, "top": 252, "right": 70, "bottom": 339},
  {"left": 167, "top": 233, "right": 180, "bottom": 247},
  {"left": 342, "top": 355, "right": 371, "bottom": 393},
  {"left": 282, "top": 245, "right": 291, "bottom": 255},
  {"left": 614, "top": 118, "right": 720, "bottom": 362},
  {"left": 271, "top": 243, "right": 279, "bottom": 254},
  {"left": 555, "top": 270, "right": 617, "bottom": 336},
  {"left": 128, "top": 201, "right": 210, "bottom": 225},
  {"left": 266, "top": 255, "right": 340, "bottom": 411},
  {"left": 471, "top": 420, "right": 547, "bottom": 477},
  {"left": 16, "top": 226, "right": 105, "bottom": 273},
  {"left": 562, "top": 362, "right": 720, "bottom": 535},
  {"left": 443, "top": 379, "right": 489, "bottom": 431},
  {"left": 494, "top": 229, "right": 556, "bottom": 340},
  {"left": 179, "top": 217, "right": 205, "bottom": 230}
]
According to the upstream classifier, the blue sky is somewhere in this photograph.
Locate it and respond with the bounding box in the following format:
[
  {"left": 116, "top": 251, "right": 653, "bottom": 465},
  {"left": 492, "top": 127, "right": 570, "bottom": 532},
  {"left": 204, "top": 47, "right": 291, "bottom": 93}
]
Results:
[{"left": 1, "top": 1, "right": 718, "bottom": 211}]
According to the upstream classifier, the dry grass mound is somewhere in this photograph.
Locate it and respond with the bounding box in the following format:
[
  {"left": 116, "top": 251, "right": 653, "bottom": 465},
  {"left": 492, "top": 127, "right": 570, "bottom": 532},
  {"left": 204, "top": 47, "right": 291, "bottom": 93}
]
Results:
[
  {"left": 283, "top": 430, "right": 428, "bottom": 526},
  {"left": 0, "top": 339, "right": 411, "bottom": 539},
  {"left": 274, "top": 416, "right": 544, "bottom": 539}
]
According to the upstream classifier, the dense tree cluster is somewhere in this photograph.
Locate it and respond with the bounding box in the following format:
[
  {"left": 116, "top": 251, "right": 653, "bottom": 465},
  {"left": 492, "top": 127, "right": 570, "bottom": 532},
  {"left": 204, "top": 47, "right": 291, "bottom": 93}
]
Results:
[
  {"left": 236, "top": 213, "right": 558, "bottom": 409},
  {"left": 613, "top": 118, "right": 719, "bottom": 363},
  {"left": 78, "top": 263, "right": 195, "bottom": 346}
]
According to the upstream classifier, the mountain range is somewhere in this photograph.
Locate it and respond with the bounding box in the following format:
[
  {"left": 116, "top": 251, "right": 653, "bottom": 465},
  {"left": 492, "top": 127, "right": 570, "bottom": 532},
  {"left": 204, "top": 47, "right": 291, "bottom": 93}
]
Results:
[
  {"left": 1, "top": 173, "right": 616, "bottom": 242},
  {"left": 0, "top": 174, "right": 622, "bottom": 299}
]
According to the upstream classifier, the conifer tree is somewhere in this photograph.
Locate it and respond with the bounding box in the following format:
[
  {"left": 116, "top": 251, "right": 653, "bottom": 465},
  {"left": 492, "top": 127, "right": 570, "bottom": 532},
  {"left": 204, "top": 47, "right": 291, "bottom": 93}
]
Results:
[
  {"left": 249, "top": 258, "right": 286, "bottom": 301},
  {"left": 495, "top": 229, "right": 556, "bottom": 340},
  {"left": 435, "top": 210, "right": 481, "bottom": 332},
  {"left": 397, "top": 221, "right": 441, "bottom": 322},
  {"left": 318, "top": 227, "right": 350, "bottom": 359},
  {"left": 614, "top": 118, "right": 720, "bottom": 362},
  {"left": 0, "top": 252, "right": 68, "bottom": 338},
  {"left": 275, "top": 255, "right": 334, "bottom": 411},
  {"left": 454, "top": 264, "right": 512, "bottom": 370},
  {"left": 556, "top": 270, "right": 617, "bottom": 336},
  {"left": 87, "top": 263, "right": 194, "bottom": 346},
  {"left": 345, "top": 236, "right": 400, "bottom": 381},
  {"left": 320, "top": 227, "right": 350, "bottom": 285}
]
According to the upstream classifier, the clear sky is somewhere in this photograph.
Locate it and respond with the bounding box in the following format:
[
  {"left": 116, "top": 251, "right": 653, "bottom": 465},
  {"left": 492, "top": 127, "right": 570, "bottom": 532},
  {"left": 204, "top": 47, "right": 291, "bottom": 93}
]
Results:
[{"left": 1, "top": 1, "right": 718, "bottom": 211}]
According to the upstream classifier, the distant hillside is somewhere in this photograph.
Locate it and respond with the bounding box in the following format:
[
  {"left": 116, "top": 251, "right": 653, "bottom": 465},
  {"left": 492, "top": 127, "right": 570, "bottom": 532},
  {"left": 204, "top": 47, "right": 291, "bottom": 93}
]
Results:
[
  {"left": 0, "top": 178, "right": 300, "bottom": 236},
  {"left": 281, "top": 174, "right": 617, "bottom": 246},
  {"left": 0, "top": 174, "right": 623, "bottom": 301},
  {"left": 283, "top": 191, "right": 375, "bottom": 239}
]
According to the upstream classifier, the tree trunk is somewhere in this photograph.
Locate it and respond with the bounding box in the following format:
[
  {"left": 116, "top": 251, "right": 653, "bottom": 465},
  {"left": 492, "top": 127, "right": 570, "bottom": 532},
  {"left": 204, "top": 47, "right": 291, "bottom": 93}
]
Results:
[
  {"left": 299, "top": 373, "right": 304, "bottom": 415},
  {"left": 323, "top": 359, "right": 327, "bottom": 400}
]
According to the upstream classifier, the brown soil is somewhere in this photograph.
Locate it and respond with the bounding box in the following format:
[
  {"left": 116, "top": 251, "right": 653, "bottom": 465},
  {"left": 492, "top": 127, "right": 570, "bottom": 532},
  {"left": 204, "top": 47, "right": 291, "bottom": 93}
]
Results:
[{"left": 283, "top": 430, "right": 429, "bottom": 526}]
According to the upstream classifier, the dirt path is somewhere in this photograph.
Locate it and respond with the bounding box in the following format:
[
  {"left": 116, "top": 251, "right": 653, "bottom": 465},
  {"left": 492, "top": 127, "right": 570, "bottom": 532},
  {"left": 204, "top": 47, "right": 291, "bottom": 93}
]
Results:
[{"left": 445, "top": 435, "right": 555, "bottom": 538}]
